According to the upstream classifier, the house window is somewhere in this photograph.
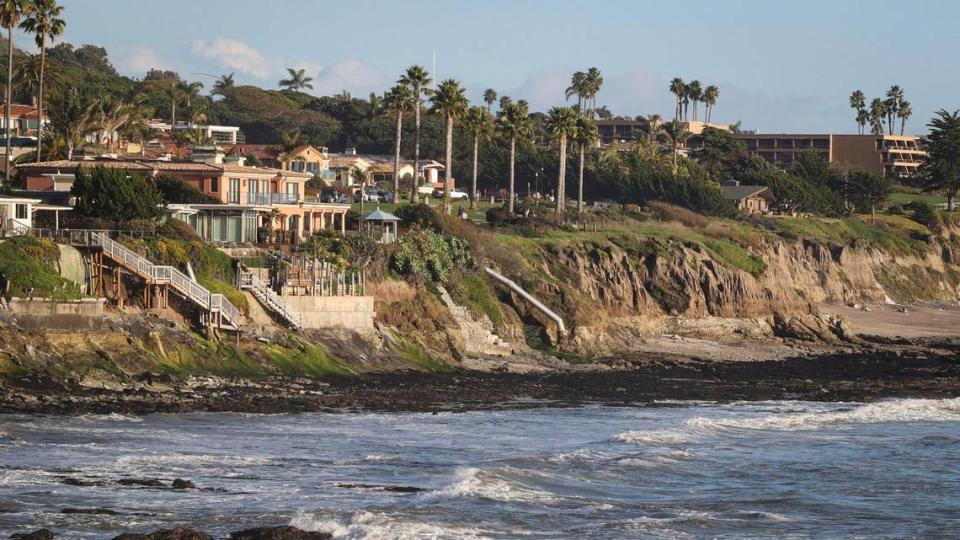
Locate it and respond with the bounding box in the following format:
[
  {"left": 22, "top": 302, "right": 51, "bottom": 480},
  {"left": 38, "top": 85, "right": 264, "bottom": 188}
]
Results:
[
  {"left": 228, "top": 178, "right": 240, "bottom": 203},
  {"left": 15, "top": 204, "right": 27, "bottom": 220},
  {"left": 291, "top": 161, "right": 305, "bottom": 172},
  {"left": 286, "top": 182, "right": 298, "bottom": 195},
  {"left": 307, "top": 162, "right": 318, "bottom": 173},
  {"left": 210, "top": 177, "right": 219, "bottom": 192}
]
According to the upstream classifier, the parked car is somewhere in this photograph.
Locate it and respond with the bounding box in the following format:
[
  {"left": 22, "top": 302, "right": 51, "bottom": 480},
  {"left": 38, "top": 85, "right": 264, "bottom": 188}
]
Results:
[
  {"left": 432, "top": 188, "right": 469, "bottom": 200},
  {"left": 354, "top": 189, "right": 381, "bottom": 203}
]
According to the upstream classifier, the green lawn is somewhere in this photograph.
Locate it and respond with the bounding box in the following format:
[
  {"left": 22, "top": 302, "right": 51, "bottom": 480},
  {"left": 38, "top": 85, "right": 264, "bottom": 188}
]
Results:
[{"left": 888, "top": 185, "right": 947, "bottom": 206}]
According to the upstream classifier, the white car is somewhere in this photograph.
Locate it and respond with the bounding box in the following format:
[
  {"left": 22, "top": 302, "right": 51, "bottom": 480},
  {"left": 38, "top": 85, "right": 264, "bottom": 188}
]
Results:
[{"left": 433, "top": 188, "right": 469, "bottom": 200}]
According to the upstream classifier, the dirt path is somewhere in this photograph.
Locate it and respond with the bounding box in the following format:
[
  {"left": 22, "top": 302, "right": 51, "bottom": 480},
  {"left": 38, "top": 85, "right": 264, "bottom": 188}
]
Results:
[{"left": 822, "top": 303, "right": 960, "bottom": 338}]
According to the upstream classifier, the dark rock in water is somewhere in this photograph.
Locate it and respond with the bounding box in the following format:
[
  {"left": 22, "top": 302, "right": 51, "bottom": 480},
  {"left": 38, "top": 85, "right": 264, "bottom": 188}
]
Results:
[
  {"left": 10, "top": 530, "right": 55, "bottom": 540},
  {"left": 61, "top": 477, "right": 98, "bottom": 487},
  {"left": 61, "top": 507, "right": 118, "bottom": 515},
  {"left": 171, "top": 478, "right": 196, "bottom": 489},
  {"left": 333, "top": 482, "right": 425, "bottom": 493},
  {"left": 229, "top": 526, "right": 331, "bottom": 540},
  {"left": 111, "top": 528, "right": 212, "bottom": 540},
  {"left": 116, "top": 478, "right": 165, "bottom": 487}
]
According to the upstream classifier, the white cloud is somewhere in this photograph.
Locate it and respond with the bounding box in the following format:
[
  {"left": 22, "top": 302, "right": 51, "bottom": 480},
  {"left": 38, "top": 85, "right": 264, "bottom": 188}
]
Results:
[
  {"left": 191, "top": 38, "right": 275, "bottom": 79},
  {"left": 117, "top": 45, "right": 176, "bottom": 75},
  {"left": 312, "top": 60, "right": 386, "bottom": 96}
]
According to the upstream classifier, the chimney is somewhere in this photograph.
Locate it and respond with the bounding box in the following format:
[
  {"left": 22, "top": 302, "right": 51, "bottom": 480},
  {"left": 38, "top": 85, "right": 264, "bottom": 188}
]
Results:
[
  {"left": 192, "top": 145, "right": 225, "bottom": 165},
  {"left": 224, "top": 154, "right": 247, "bottom": 167}
]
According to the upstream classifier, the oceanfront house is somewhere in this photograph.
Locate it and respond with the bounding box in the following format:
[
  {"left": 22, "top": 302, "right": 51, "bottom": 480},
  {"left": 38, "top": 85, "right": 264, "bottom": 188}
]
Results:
[
  {"left": 326, "top": 148, "right": 445, "bottom": 191},
  {"left": 16, "top": 150, "right": 350, "bottom": 245},
  {"left": 0, "top": 103, "right": 50, "bottom": 138},
  {"left": 0, "top": 194, "right": 71, "bottom": 236},
  {"left": 719, "top": 183, "right": 774, "bottom": 215},
  {"left": 146, "top": 120, "right": 246, "bottom": 145}
]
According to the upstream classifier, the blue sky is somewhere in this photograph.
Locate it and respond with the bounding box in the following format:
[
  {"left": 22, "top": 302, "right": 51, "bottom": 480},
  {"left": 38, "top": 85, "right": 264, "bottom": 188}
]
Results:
[{"left": 50, "top": 0, "right": 960, "bottom": 133}]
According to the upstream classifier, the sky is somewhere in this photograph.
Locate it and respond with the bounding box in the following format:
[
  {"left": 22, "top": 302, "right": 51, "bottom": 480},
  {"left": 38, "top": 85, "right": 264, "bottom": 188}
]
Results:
[{"left": 48, "top": 0, "right": 960, "bottom": 134}]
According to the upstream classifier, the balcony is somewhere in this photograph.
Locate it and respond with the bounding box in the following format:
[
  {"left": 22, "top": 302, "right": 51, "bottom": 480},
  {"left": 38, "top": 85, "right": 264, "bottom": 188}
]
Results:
[
  {"left": 248, "top": 193, "right": 270, "bottom": 205},
  {"left": 271, "top": 193, "right": 300, "bottom": 204}
]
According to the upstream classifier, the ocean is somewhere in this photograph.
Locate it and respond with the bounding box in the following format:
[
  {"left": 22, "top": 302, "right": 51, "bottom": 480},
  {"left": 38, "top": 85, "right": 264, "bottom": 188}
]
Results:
[{"left": 2, "top": 398, "right": 959, "bottom": 538}]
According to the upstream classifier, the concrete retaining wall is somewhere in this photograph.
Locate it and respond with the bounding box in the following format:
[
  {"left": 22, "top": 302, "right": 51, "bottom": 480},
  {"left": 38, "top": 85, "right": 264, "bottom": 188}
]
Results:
[
  {"left": 3, "top": 297, "right": 108, "bottom": 330},
  {"left": 281, "top": 295, "right": 375, "bottom": 330}
]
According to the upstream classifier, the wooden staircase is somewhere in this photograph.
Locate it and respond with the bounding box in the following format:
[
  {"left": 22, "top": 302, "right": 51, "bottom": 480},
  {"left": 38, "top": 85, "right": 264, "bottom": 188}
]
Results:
[{"left": 238, "top": 268, "right": 302, "bottom": 330}]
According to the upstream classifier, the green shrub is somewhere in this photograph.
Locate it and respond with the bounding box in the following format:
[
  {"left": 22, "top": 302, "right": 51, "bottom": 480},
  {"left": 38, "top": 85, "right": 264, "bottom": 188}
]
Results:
[
  {"left": 395, "top": 203, "right": 442, "bottom": 230},
  {"left": 390, "top": 229, "right": 476, "bottom": 283}
]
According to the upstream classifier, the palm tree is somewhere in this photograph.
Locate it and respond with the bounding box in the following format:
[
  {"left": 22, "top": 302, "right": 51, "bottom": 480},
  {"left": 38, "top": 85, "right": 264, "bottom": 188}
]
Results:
[
  {"left": 497, "top": 102, "right": 531, "bottom": 214},
  {"left": 279, "top": 68, "right": 314, "bottom": 92},
  {"left": 572, "top": 116, "right": 597, "bottom": 213},
  {"left": 50, "top": 88, "right": 100, "bottom": 160},
  {"left": 399, "top": 65, "right": 432, "bottom": 203},
  {"left": 544, "top": 106, "right": 578, "bottom": 214},
  {"left": 20, "top": 0, "right": 63, "bottom": 163},
  {"left": 462, "top": 106, "right": 493, "bottom": 210},
  {"left": 483, "top": 88, "right": 497, "bottom": 112},
  {"left": 383, "top": 84, "right": 412, "bottom": 203},
  {"left": 13, "top": 53, "right": 41, "bottom": 104},
  {"left": 682, "top": 84, "right": 691, "bottom": 121},
  {"left": 0, "top": 0, "right": 28, "bottom": 184},
  {"left": 98, "top": 98, "right": 136, "bottom": 152},
  {"left": 498, "top": 95, "right": 512, "bottom": 111},
  {"left": 429, "top": 79, "right": 469, "bottom": 215},
  {"left": 869, "top": 98, "right": 886, "bottom": 135},
  {"left": 687, "top": 80, "right": 702, "bottom": 122},
  {"left": 183, "top": 81, "right": 204, "bottom": 117},
  {"left": 212, "top": 72, "right": 234, "bottom": 97},
  {"left": 566, "top": 71, "right": 587, "bottom": 114},
  {"left": 585, "top": 67, "right": 603, "bottom": 118},
  {"left": 856, "top": 109, "right": 869, "bottom": 135},
  {"left": 350, "top": 165, "right": 371, "bottom": 213},
  {"left": 669, "top": 77, "right": 685, "bottom": 120},
  {"left": 661, "top": 120, "right": 692, "bottom": 174},
  {"left": 885, "top": 85, "right": 904, "bottom": 135},
  {"left": 702, "top": 85, "right": 719, "bottom": 124},
  {"left": 897, "top": 100, "right": 912, "bottom": 135},
  {"left": 849, "top": 90, "right": 866, "bottom": 134},
  {"left": 166, "top": 81, "right": 183, "bottom": 131},
  {"left": 278, "top": 130, "right": 301, "bottom": 165}
]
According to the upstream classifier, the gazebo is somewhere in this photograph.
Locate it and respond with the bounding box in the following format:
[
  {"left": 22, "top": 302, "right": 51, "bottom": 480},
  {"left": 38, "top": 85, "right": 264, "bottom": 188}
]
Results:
[{"left": 357, "top": 207, "right": 401, "bottom": 244}]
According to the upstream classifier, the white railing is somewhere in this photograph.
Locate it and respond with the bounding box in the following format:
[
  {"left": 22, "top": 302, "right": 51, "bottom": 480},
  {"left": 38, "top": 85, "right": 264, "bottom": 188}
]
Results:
[
  {"left": 88, "top": 232, "right": 243, "bottom": 330},
  {"left": 239, "top": 269, "right": 302, "bottom": 329}
]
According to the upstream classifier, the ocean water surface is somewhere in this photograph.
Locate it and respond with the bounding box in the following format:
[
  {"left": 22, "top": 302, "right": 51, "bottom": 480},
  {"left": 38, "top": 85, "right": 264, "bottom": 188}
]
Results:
[{"left": 2, "top": 398, "right": 959, "bottom": 538}]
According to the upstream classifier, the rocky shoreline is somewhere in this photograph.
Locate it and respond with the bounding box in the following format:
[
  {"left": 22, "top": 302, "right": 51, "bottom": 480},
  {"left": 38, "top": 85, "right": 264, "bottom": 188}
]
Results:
[{"left": 2, "top": 336, "right": 959, "bottom": 415}]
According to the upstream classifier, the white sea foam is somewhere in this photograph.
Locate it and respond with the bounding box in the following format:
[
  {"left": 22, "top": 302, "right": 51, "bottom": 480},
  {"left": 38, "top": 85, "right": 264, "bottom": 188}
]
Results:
[
  {"left": 418, "top": 467, "right": 556, "bottom": 504},
  {"left": 78, "top": 413, "right": 144, "bottom": 423},
  {"left": 614, "top": 430, "right": 692, "bottom": 446},
  {"left": 689, "top": 397, "right": 960, "bottom": 433},
  {"left": 114, "top": 454, "right": 273, "bottom": 468},
  {"left": 363, "top": 454, "right": 405, "bottom": 463},
  {"left": 290, "top": 509, "right": 493, "bottom": 539}
]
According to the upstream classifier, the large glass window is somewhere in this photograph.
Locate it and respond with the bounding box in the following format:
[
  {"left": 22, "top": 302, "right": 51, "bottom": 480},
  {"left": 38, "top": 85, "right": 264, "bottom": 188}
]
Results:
[
  {"left": 228, "top": 178, "right": 240, "bottom": 203},
  {"left": 15, "top": 204, "right": 27, "bottom": 219}
]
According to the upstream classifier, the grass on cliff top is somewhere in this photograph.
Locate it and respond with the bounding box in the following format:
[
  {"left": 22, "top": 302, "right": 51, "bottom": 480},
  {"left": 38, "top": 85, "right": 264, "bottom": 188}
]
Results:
[{"left": 0, "top": 237, "right": 83, "bottom": 300}]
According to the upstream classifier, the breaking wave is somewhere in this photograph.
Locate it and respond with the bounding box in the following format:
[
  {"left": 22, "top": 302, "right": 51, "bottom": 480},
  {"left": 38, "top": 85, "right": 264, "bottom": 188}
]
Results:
[
  {"left": 418, "top": 467, "right": 556, "bottom": 504},
  {"left": 290, "top": 509, "right": 493, "bottom": 539}
]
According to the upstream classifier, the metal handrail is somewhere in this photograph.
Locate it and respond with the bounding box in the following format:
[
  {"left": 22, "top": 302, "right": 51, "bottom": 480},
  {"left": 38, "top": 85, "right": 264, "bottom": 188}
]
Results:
[{"left": 238, "top": 269, "right": 301, "bottom": 328}]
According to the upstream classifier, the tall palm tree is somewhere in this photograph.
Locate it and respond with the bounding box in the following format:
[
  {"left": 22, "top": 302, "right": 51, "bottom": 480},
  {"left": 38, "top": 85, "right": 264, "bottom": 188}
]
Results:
[
  {"left": 462, "top": 106, "right": 493, "bottom": 210},
  {"left": 497, "top": 102, "right": 530, "bottom": 214},
  {"left": 429, "top": 79, "right": 469, "bottom": 215},
  {"left": 897, "top": 100, "right": 912, "bottom": 135},
  {"left": 682, "top": 84, "right": 691, "bottom": 121},
  {"left": 498, "top": 95, "right": 512, "bottom": 111},
  {"left": 869, "top": 98, "right": 886, "bottom": 135},
  {"left": 278, "top": 130, "right": 301, "bottom": 165},
  {"left": 849, "top": 90, "right": 866, "bottom": 134},
  {"left": 566, "top": 71, "right": 587, "bottom": 114},
  {"left": 98, "top": 98, "right": 135, "bottom": 152},
  {"left": 383, "top": 84, "right": 412, "bottom": 203},
  {"left": 545, "top": 106, "right": 578, "bottom": 214},
  {"left": 856, "top": 109, "right": 869, "bottom": 135},
  {"left": 661, "top": 120, "right": 692, "bottom": 174},
  {"left": 279, "top": 68, "right": 314, "bottom": 91},
  {"left": 702, "top": 85, "right": 719, "bottom": 124},
  {"left": 212, "top": 72, "right": 234, "bottom": 97},
  {"left": 483, "top": 88, "right": 497, "bottom": 112},
  {"left": 166, "top": 81, "right": 182, "bottom": 130},
  {"left": 13, "top": 52, "right": 41, "bottom": 104},
  {"left": 20, "top": 0, "right": 64, "bottom": 163},
  {"left": 885, "top": 85, "right": 903, "bottom": 135},
  {"left": 687, "top": 80, "right": 703, "bottom": 122},
  {"left": 572, "top": 116, "right": 597, "bottom": 213},
  {"left": 585, "top": 67, "right": 603, "bottom": 118},
  {"left": 669, "top": 77, "right": 685, "bottom": 120},
  {"left": 399, "top": 65, "right": 431, "bottom": 203},
  {"left": 50, "top": 88, "right": 100, "bottom": 160},
  {"left": 0, "top": 0, "right": 28, "bottom": 184},
  {"left": 183, "top": 81, "right": 204, "bottom": 117}
]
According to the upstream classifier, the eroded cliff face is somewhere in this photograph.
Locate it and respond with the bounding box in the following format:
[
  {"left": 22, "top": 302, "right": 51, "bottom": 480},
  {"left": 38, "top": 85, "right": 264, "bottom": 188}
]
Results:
[{"left": 492, "top": 230, "right": 960, "bottom": 355}]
